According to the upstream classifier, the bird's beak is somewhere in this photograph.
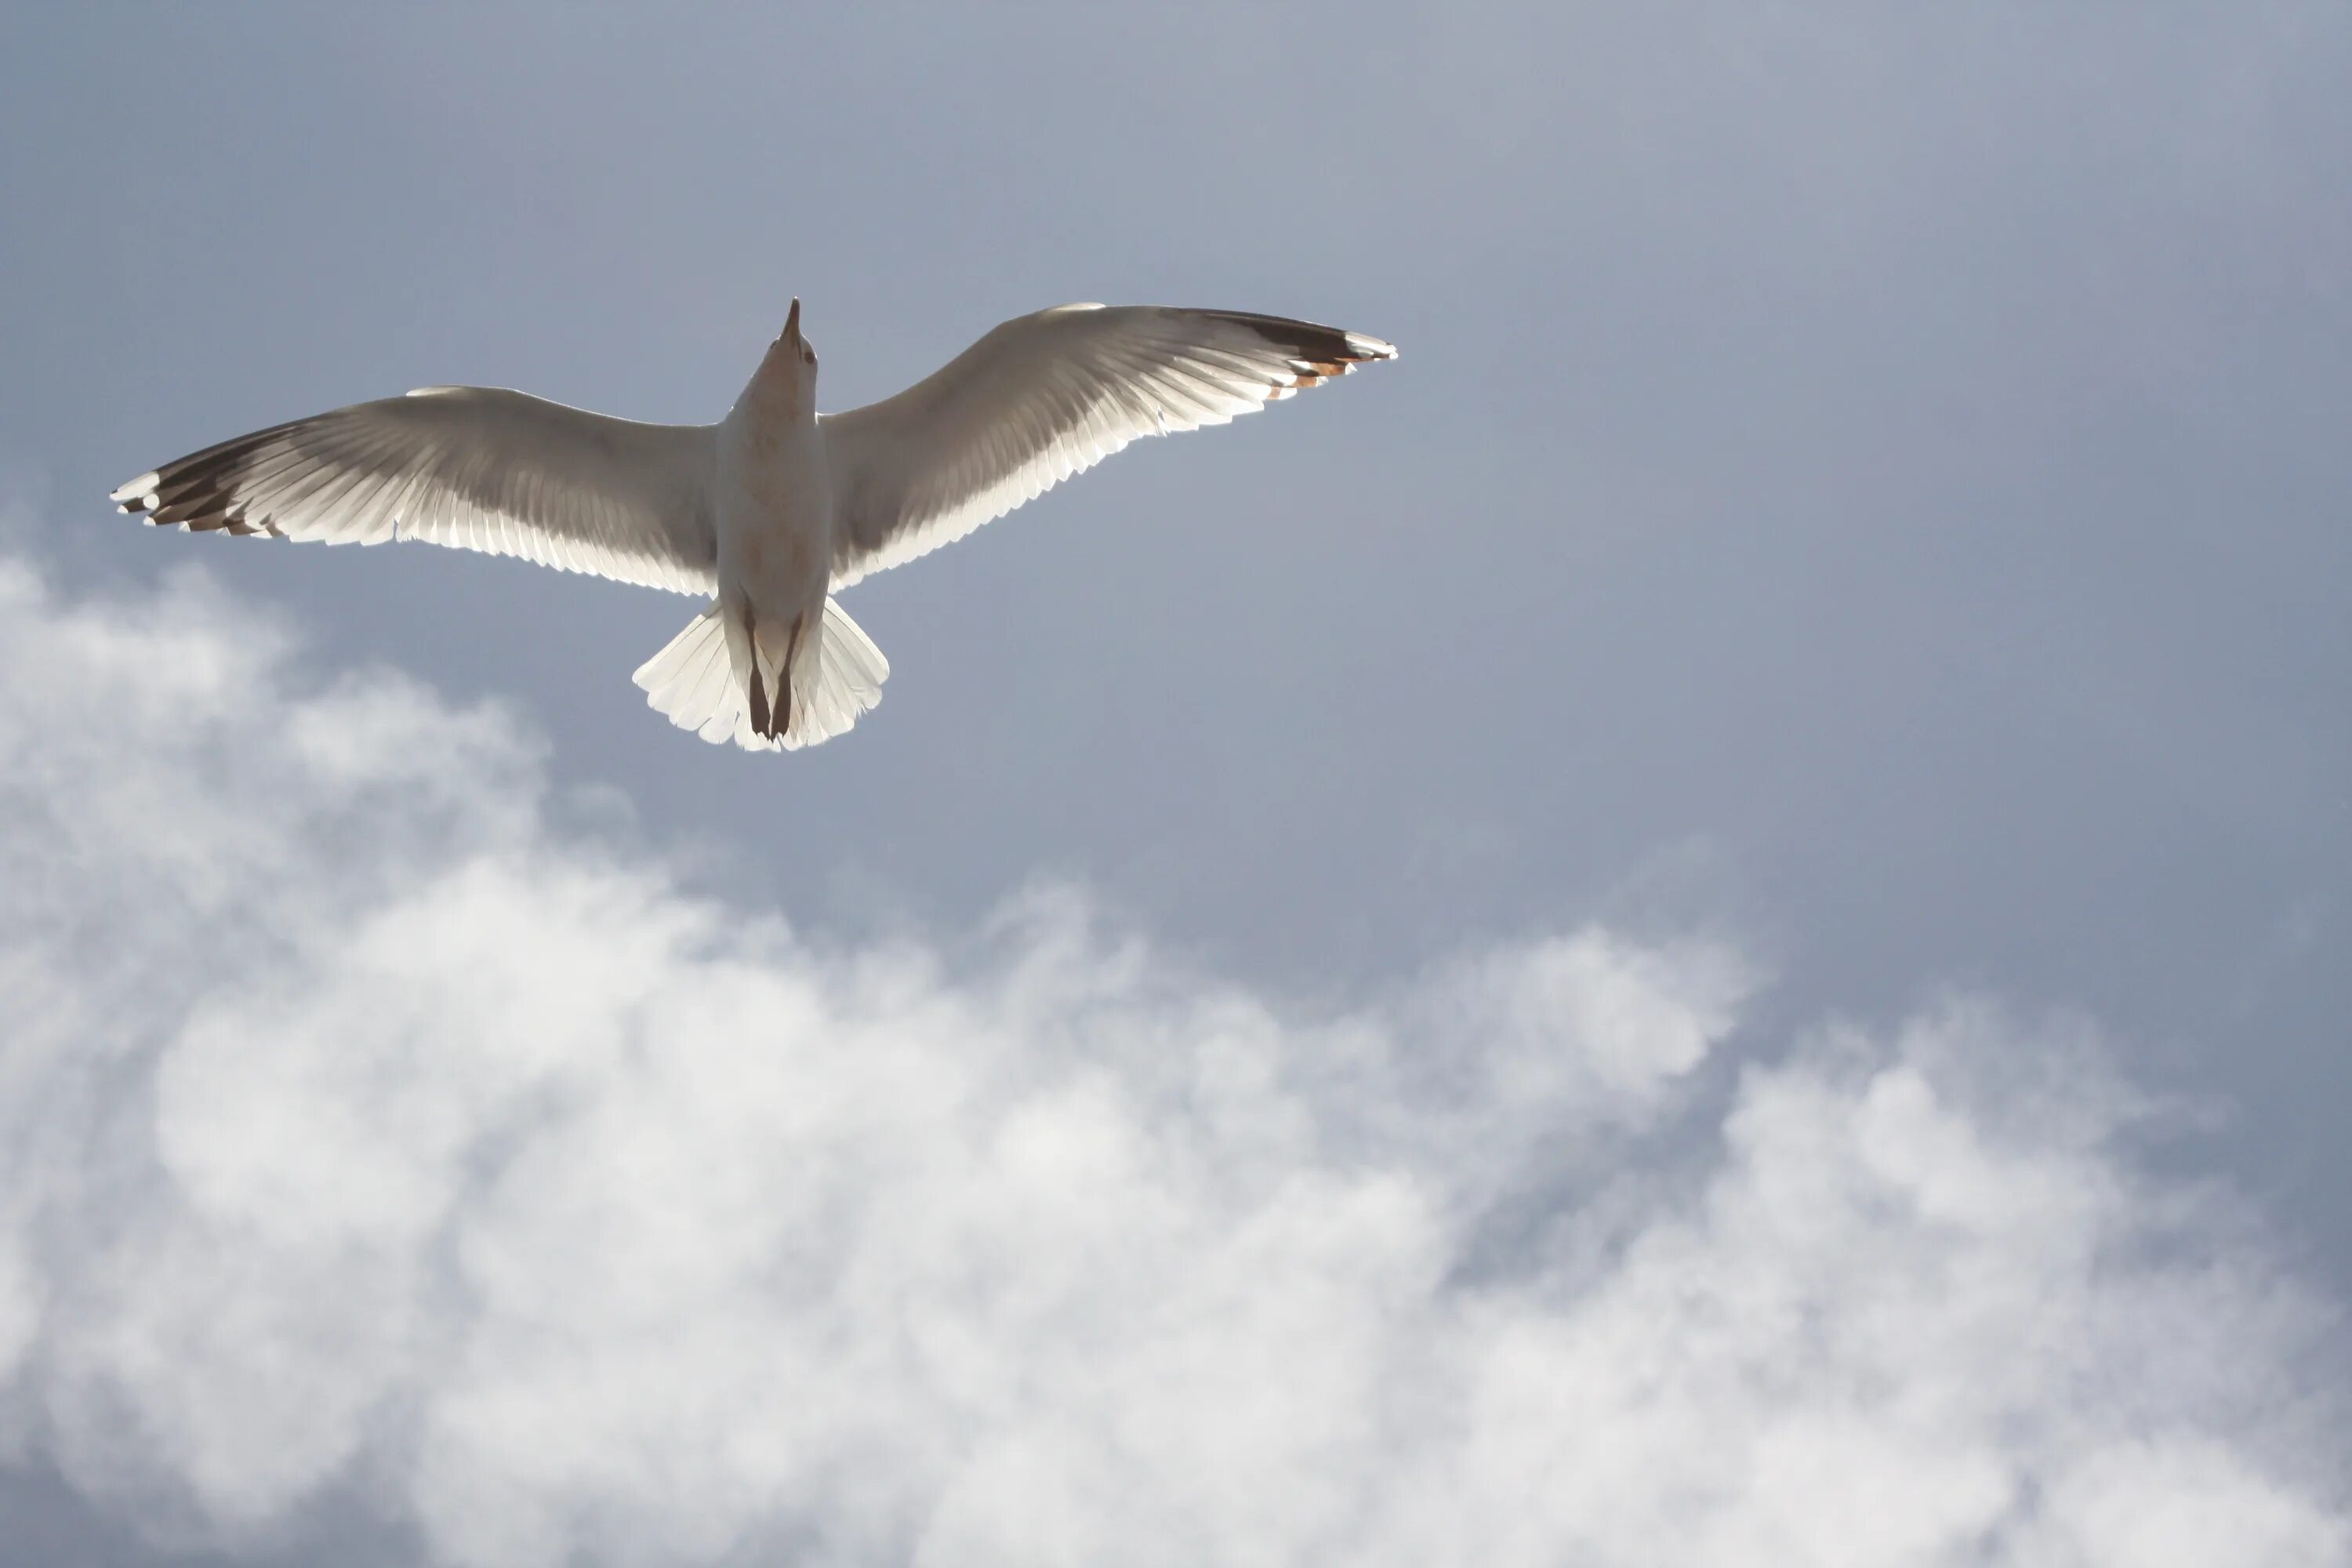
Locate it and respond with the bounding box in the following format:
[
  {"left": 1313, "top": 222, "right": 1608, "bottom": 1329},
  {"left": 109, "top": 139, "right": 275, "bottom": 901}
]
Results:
[{"left": 784, "top": 297, "right": 801, "bottom": 343}]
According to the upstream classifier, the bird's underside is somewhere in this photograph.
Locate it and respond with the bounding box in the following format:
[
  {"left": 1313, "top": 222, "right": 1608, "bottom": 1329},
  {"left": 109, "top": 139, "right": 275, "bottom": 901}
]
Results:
[{"left": 111, "top": 303, "right": 1396, "bottom": 752}]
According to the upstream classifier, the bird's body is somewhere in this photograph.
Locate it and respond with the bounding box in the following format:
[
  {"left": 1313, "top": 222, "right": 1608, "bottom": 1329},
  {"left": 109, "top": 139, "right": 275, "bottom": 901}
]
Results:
[
  {"left": 112, "top": 299, "right": 1396, "bottom": 750},
  {"left": 714, "top": 303, "right": 835, "bottom": 740}
]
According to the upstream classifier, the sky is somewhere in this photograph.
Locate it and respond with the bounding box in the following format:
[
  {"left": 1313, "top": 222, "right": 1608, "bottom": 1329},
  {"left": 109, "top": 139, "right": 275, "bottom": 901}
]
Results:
[{"left": 0, "top": 4, "right": 2347, "bottom": 1566}]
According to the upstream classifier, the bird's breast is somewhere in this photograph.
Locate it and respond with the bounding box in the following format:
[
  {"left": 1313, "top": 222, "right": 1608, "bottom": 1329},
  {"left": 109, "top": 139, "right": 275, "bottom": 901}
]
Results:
[{"left": 717, "top": 421, "right": 832, "bottom": 605}]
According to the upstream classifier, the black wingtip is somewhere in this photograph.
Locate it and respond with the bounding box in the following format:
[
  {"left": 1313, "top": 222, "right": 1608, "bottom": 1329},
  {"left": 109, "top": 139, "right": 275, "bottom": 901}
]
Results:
[{"left": 1212, "top": 310, "right": 1397, "bottom": 372}]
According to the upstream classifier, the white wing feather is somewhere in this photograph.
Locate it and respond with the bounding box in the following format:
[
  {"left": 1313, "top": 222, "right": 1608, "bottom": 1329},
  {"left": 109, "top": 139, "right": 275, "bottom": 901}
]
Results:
[
  {"left": 111, "top": 387, "right": 718, "bottom": 596},
  {"left": 821, "top": 305, "right": 1395, "bottom": 590}
]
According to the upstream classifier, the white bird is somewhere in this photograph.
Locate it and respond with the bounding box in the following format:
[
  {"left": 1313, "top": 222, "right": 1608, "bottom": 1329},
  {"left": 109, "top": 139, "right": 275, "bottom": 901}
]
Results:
[{"left": 111, "top": 301, "right": 1396, "bottom": 750}]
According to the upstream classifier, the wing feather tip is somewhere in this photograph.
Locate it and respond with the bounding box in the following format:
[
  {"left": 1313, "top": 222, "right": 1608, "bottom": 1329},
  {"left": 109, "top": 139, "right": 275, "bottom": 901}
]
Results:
[{"left": 109, "top": 472, "right": 162, "bottom": 510}]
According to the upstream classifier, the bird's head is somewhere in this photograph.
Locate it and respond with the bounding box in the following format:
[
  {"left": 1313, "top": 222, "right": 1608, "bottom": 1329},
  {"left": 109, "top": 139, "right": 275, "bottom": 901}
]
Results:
[{"left": 747, "top": 297, "right": 819, "bottom": 418}]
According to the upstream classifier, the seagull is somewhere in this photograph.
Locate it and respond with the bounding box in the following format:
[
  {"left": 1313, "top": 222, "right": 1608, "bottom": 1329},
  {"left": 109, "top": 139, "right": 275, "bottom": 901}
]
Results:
[{"left": 111, "top": 301, "right": 1396, "bottom": 750}]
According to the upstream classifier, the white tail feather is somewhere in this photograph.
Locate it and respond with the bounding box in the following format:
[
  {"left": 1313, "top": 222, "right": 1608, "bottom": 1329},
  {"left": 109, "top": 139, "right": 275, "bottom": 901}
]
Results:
[
  {"left": 633, "top": 597, "right": 888, "bottom": 752},
  {"left": 796, "top": 597, "right": 890, "bottom": 746}
]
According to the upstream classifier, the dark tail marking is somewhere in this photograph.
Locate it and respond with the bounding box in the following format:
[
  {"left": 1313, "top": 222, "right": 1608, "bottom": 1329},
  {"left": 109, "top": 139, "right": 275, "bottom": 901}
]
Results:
[
  {"left": 742, "top": 605, "right": 798, "bottom": 742},
  {"left": 742, "top": 606, "right": 771, "bottom": 739}
]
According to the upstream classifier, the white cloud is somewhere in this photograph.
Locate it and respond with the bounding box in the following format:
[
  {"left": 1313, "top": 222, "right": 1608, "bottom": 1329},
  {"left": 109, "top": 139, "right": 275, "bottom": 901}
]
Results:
[{"left": 0, "top": 550, "right": 2343, "bottom": 1568}]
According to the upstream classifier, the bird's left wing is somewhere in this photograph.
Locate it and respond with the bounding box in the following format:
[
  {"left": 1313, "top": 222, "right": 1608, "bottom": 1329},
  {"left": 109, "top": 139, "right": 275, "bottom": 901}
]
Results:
[
  {"left": 820, "top": 305, "right": 1395, "bottom": 590},
  {"left": 112, "top": 387, "right": 720, "bottom": 596}
]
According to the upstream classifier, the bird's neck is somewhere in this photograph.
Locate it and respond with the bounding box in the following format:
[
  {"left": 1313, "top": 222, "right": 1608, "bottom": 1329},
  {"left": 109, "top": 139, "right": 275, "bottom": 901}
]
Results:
[{"left": 728, "top": 367, "right": 816, "bottom": 443}]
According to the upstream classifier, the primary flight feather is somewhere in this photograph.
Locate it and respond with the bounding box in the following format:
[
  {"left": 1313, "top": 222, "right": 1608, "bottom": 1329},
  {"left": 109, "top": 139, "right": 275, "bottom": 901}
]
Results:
[{"left": 111, "top": 301, "right": 1396, "bottom": 750}]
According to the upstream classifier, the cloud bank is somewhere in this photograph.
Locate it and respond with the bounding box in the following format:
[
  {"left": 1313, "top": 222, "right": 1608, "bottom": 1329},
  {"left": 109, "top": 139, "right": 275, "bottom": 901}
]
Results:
[{"left": 0, "top": 550, "right": 2343, "bottom": 1567}]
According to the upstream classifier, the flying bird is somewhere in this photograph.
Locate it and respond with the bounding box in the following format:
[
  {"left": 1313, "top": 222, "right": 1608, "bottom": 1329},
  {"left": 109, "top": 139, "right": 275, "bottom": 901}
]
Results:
[{"left": 111, "top": 302, "right": 1396, "bottom": 750}]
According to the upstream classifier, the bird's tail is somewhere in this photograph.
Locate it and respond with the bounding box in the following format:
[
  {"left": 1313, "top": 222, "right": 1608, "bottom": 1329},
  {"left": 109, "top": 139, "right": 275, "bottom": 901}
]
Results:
[{"left": 633, "top": 596, "right": 888, "bottom": 752}]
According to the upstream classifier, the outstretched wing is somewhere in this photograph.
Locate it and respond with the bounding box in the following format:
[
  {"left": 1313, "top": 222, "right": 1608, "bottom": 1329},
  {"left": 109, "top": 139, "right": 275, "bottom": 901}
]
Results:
[
  {"left": 820, "top": 305, "right": 1395, "bottom": 590},
  {"left": 112, "top": 387, "right": 720, "bottom": 597}
]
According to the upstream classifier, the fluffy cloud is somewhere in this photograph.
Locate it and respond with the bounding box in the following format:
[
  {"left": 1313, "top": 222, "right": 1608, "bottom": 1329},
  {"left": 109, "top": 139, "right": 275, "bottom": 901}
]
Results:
[{"left": 0, "top": 550, "right": 2342, "bottom": 1568}]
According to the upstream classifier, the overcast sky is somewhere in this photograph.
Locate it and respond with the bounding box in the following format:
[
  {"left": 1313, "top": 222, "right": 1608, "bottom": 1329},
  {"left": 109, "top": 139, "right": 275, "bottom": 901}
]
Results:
[{"left": 2, "top": 5, "right": 2347, "bottom": 1566}]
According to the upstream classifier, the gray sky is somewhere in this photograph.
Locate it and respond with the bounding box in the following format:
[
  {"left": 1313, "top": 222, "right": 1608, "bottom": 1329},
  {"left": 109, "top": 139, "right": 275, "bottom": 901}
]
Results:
[{"left": 2, "top": 5, "right": 2347, "bottom": 1565}]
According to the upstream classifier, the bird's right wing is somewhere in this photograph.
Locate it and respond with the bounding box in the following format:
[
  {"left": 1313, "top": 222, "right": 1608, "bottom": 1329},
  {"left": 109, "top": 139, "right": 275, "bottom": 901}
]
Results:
[
  {"left": 112, "top": 387, "right": 720, "bottom": 597},
  {"left": 820, "top": 305, "right": 1396, "bottom": 589}
]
